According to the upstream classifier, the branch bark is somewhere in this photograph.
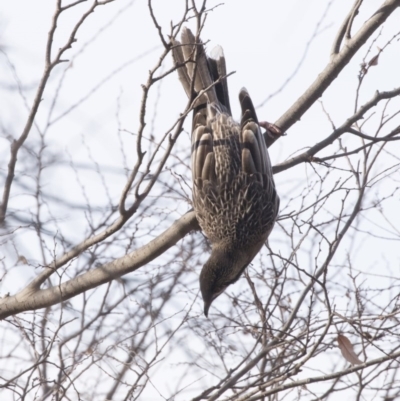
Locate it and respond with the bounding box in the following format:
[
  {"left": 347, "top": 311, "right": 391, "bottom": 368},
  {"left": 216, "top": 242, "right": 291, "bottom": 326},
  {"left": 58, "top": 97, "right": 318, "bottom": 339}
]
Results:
[
  {"left": 0, "top": 211, "right": 198, "bottom": 319},
  {"left": 2, "top": 0, "right": 399, "bottom": 322},
  {"left": 273, "top": 87, "right": 400, "bottom": 174},
  {"left": 272, "top": 0, "right": 400, "bottom": 138}
]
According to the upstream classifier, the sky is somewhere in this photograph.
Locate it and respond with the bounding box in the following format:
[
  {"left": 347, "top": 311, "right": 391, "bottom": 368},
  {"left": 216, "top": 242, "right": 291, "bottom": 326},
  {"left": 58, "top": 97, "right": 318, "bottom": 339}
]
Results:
[{"left": 1, "top": 0, "right": 400, "bottom": 400}]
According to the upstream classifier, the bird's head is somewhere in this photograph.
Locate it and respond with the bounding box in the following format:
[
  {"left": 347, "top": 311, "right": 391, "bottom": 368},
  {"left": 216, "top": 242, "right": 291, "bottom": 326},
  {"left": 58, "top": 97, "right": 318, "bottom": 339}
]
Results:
[{"left": 199, "top": 246, "right": 250, "bottom": 317}]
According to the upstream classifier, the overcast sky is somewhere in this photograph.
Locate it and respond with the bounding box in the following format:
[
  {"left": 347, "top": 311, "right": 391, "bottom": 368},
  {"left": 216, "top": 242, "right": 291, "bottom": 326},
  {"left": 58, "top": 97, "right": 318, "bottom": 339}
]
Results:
[{"left": 1, "top": 1, "right": 400, "bottom": 399}]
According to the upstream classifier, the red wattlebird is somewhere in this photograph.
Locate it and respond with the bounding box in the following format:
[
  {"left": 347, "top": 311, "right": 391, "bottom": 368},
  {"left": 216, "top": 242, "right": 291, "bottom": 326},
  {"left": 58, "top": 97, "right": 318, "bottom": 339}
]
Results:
[{"left": 172, "top": 28, "right": 280, "bottom": 317}]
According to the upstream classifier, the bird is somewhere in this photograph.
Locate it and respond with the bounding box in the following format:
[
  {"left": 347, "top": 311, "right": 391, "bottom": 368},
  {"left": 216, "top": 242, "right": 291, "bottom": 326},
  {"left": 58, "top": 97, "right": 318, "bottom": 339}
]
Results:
[{"left": 172, "top": 27, "right": 280, "bottom": 317}]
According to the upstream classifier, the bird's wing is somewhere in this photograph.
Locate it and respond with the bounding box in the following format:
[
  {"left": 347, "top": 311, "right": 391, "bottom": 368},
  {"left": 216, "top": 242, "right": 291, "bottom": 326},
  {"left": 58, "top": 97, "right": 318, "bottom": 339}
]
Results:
[
  {"left": 238, "top": 88, "right": 280, "bottom": 239},
  {"left": 239, "top": 88, "right": 273, "bottom": 183}
]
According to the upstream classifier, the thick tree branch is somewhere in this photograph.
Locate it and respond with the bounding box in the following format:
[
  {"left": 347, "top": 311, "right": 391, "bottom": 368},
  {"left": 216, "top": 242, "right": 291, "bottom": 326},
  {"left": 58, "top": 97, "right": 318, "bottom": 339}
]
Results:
[
  {"left": 271, "top": 0, "right": 400, "bottom": 140},
  {"left": 2, "top": 0, "right": 399, "bottom": 326},
  {"left": 272, "top": 87, "right": 400, "bottom": 174},
  {"left": 0, "top": 211, "right": 198, "bottom": 319},
  {"left": 331, "top": 0, "right": 363, "bottom": 55}
]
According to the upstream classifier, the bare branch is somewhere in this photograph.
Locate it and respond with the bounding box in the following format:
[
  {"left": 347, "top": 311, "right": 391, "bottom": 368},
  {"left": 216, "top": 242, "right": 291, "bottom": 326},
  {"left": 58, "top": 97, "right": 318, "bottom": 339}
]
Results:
[
  {"left": 0, "top": 211, "right": 198, "bottom": 319},
  {"left": 272, "top": 0, "right": 400, "bottom": 139},
  {"left": 273, "top": 86, "right": 400, "bottom": 174}
]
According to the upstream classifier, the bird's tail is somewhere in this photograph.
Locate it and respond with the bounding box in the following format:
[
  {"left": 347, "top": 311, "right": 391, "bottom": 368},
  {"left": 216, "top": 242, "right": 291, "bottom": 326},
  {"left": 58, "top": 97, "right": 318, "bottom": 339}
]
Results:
[{"left": 171, "top": 27, "right": 231, "bottom": 115}]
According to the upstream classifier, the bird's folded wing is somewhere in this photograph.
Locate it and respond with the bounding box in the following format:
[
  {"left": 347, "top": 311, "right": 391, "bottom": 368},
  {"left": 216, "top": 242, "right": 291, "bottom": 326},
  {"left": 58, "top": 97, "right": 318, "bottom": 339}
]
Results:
[{"left": 239, "top": 88, "right": 273, "bottom": 181}]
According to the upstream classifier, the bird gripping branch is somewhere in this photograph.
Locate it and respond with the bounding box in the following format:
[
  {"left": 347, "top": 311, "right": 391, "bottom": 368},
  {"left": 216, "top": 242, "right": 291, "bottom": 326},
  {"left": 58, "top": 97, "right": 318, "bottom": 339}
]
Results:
[{"left": 172, "top": 27, "right": 280, "bottom": 317}]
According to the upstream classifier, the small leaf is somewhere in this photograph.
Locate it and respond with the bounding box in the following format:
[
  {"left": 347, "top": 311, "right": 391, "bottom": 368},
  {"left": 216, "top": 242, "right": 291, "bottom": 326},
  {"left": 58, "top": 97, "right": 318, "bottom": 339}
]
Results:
[
  {"left": 337, "top": 334, "right": 363, "bottom": 365},
  {"left": 368, "top": 53, "right": 379, "bottom": 67}
]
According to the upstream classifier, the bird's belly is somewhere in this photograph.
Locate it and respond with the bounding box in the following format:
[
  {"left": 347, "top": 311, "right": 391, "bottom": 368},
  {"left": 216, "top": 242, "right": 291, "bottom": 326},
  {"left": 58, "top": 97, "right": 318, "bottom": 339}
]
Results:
[{"left": 193, "top": 177, "right": 276, "bottom": 247}]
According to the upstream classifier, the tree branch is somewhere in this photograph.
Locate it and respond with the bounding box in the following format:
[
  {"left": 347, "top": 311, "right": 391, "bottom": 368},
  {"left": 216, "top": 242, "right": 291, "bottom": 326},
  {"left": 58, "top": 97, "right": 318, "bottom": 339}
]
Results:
[
  {"left": 272, "top": 87, "right": 400, "bottom": 174},
  {"left": 0, "top": 211, "right": 198, "bottom": 319},
  {"left": 271, "top": 0, "right": 400, "bottom": 139}
]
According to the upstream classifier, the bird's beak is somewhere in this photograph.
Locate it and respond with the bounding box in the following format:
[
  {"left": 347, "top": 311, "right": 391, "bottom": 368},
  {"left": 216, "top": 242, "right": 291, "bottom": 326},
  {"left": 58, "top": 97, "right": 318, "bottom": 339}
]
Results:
[{"left": 203, "top": 301, "right": 211, "bottom": 318}]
